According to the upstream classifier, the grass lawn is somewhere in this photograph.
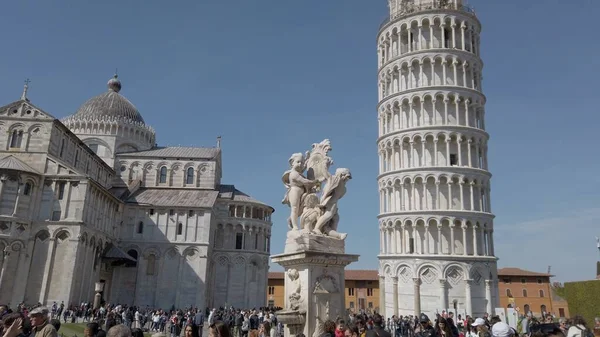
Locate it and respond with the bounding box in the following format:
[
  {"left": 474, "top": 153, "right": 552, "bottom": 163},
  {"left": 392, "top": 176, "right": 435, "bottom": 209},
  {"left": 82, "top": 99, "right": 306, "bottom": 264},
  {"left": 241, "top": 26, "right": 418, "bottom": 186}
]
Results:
[{"left": 59, "top": 323, "right": 153, "bottom": 337}]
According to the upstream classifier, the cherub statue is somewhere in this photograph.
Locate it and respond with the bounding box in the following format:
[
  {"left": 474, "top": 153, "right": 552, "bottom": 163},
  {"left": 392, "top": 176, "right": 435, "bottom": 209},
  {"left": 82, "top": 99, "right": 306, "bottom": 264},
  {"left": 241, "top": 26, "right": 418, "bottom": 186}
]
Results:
[
  {"left": 312, "top": 168, "right": 352, "bottom": 238},
  {"left": 282, "top": 153, "right": 317, "bottom": 230},
  {"left": 305, "top": 139, "right": 334, "bottom": 184},
  {"left": 299, "top": 193, "right": 321, "bottom": 233},
  {"left": 287, "top": 268, "right": 302, "bottom": 310}
]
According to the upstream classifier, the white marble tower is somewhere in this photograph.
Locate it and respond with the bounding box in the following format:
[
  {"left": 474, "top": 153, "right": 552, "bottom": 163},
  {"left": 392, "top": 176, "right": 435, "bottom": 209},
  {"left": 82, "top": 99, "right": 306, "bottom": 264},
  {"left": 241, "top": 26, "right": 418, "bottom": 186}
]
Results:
[{"left": 376, "top": 0, "right": 498, "bottom": 318}]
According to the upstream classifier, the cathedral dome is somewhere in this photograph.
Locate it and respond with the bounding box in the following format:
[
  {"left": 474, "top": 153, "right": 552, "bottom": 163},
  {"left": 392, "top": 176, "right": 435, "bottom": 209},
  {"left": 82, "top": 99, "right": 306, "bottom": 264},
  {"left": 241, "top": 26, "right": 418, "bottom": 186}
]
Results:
[{"left": 71, "top": 75, "right": 145, "bottom": 125}]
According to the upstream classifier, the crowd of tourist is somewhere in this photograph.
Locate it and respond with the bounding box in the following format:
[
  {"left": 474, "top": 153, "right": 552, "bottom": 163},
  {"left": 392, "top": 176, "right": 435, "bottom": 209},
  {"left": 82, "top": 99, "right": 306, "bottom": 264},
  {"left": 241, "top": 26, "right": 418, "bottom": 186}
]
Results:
[{"left": 0, "top": 302, "right": 598, "bottom": 337}]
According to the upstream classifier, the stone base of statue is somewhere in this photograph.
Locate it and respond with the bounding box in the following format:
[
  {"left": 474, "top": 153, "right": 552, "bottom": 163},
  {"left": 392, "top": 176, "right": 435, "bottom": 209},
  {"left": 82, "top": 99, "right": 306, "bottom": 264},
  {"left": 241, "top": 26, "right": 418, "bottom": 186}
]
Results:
[{"left": 272, "top": 231, "right": 359, "bottom": 337}]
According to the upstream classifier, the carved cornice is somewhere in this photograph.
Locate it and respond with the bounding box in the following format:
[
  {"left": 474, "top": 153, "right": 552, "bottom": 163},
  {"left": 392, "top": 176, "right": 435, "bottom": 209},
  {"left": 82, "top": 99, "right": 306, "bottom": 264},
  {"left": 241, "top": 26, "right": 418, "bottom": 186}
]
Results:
[{"left": 271, "top": 251, "right": 359, "bottom": 267}]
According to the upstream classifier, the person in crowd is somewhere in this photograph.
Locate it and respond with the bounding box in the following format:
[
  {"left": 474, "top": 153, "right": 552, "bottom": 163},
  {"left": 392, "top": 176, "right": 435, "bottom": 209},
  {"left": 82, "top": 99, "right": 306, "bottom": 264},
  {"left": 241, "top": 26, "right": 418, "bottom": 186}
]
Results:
[
  {"left": 345, "top": 326, "right": 360, "bottom": 337},
  {"left": 107, "top": 325, "right": 131, "bottom": 337},
  {"left": 1, "top": 314, "right": 24, "bottom": 337},
  {"left": 355, "top": 319, "right": 367, "bottom": 337},
  {"left": 336, "top": 319, "right": 346, "bottom": 337},
  {"left": 491, "top": 322, "right": 514, "bottom": 337},
  {"left": 435, "top": 318, "right": 453, "bottom": 337},
  {"left": 210, "top": 321, "right": 232, "bottom": 337},
  {"left": 415, "top": 314, "right": 436, "bottom": 337},
  {"left": 464, "top": 319, "right": 478, "bottom": 337},
  {"left": 194, "top": 309, "right": 205, "bottom": 337},
  {"left": 242, "top": 312, "right": 250, "bottom": 337},
  {"left": 258, "top": 321, "right": 274, "bottom": 337},
  {"left": 447, "top": 313, "right": 459, "bottom": 337},
  {"left": 131, "top": 328, "right": 143, "bottom": 337},
  {"left": 48, "top": 319, "right": 60, "bottom": 333},
  {"left": 85, "top": 322, "right": 100, "bottom": 337},
  {"left": 471, "top": 318, "right": 490, "bottom": 337},
  {"left": 321, "top": 321, "right": 337, "bottom": 337},
  {"left": 105, "top": 312, "right": 117, "bottom": 332},
  {"left": 567, "top": 316, "right": 592, "bottom": 337},
  {"left": 29, "top": 307, "right": 57, "bottom": 337},
  {"left": 367, "top": 314, "right": 391, "bottom": 337},
  {"left": 185, "top": 324, "right": 200, "bottom": 337}
]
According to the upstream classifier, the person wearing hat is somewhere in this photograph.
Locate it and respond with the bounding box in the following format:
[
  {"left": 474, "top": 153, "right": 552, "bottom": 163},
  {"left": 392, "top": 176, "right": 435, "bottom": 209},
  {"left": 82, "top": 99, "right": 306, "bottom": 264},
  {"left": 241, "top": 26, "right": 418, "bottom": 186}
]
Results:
[
  {"left": 491, "top": 322, "right": 515, "bottom": 337},
  {"left": 29, "top": 307, "right": 57, "bottom": 337},
  {"left": 471, "top": 318, "right": 490, "bottom": 337},
  {"left": 415, "top": 314, "right": 436, "bottom": 337}
]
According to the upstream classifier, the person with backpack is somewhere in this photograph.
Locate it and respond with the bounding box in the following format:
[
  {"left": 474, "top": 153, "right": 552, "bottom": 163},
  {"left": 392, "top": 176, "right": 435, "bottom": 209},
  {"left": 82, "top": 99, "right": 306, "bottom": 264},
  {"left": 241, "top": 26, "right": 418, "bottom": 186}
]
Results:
[{"left": 567, "top": 316, "right": 593, "bottom": 337}]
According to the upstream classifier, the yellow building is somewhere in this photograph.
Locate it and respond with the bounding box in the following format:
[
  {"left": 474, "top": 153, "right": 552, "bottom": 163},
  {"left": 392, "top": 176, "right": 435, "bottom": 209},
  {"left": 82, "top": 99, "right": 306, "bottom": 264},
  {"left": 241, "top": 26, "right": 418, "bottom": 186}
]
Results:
[
  {"left": 497, "top": 268, "right": 569, "bottom": 317},
  {"left": 267, "top": 270, "right": 380, "bottom": 312}
]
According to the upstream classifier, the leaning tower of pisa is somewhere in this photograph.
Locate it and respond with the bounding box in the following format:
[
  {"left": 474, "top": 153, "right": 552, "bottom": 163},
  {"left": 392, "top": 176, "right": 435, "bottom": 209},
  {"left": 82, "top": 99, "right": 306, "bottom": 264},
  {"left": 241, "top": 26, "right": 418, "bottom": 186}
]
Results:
[{"left": 376, "top": 0, "right": 498, "bottom": 318}]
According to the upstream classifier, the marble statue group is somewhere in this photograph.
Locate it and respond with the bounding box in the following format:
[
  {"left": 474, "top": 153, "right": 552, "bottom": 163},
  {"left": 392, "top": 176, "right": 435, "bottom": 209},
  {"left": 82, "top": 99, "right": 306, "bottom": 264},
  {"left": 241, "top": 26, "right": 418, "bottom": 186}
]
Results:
[{"left": 282, "top": 139, "right": 351, "bottom": 240}]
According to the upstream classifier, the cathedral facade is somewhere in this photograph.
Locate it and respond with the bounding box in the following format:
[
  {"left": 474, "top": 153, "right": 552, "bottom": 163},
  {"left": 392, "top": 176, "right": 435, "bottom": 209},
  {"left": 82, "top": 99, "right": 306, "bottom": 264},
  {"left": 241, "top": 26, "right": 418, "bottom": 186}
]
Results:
[{"left": 0, "top": 76, "right": 272, "bottom": 309}]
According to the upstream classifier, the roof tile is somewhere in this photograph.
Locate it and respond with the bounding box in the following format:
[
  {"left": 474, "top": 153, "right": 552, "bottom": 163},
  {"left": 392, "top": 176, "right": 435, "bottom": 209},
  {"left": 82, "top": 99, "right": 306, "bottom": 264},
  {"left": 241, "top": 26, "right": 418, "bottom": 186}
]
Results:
[
  {"left": 126, "top": 188, "right": 219, "bottom": 207},
  {"left": 119, "top": 147, "right": 220, "bottom": 159},
  {"left": 0, "top": 155, "right": 40, "bottom": 174},
  {"left": 497, "top": 267, "right": 552, "bottom": 277}
]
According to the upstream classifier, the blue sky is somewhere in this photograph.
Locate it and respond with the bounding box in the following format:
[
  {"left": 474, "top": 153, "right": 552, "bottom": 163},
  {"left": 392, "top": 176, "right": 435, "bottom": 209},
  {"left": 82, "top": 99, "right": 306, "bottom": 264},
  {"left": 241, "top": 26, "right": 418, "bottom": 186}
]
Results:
[{"left": 1, "top": 1, "right": 598, "bottom": 283}]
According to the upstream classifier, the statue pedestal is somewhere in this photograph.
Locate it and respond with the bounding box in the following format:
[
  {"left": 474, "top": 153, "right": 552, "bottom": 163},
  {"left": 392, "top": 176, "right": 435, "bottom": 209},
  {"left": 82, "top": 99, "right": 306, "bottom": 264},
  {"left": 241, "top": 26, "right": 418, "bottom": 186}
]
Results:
[{"left": 272, "top": 231, "right": 359, "bottom": 337}]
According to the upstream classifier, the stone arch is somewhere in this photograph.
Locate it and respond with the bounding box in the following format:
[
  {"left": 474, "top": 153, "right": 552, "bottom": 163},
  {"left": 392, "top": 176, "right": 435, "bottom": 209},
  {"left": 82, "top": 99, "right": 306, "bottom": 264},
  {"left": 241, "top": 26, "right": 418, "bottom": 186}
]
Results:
[
  {"left": 417, "top": 263, "right": 441, "bottom": 284},
  {"left": 395, "top": 264, "right": 413, "bottom": 283},
  {"left": 53, "top": 228, "right": 71, "bottom": 241}
]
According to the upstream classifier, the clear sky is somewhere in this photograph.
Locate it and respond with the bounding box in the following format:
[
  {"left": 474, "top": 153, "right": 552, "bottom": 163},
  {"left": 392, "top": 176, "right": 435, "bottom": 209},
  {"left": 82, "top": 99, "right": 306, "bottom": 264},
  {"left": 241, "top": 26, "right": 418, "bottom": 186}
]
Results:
[{"left": 1, "top": 1, "right": 598, "bottom": 283}]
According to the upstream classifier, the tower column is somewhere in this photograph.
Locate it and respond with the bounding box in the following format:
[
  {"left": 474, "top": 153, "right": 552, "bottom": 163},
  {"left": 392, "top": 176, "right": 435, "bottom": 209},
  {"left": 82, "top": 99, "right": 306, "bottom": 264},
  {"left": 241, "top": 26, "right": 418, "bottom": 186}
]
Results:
[
  {"left": 392, "top": 277, "right": 399, "bottom": 316},
  {"left": 379, "top": 276, "right": 386, "bottom": 316},
  {"left": 413, "top": 277, "right": 421, "bottom": 316}
]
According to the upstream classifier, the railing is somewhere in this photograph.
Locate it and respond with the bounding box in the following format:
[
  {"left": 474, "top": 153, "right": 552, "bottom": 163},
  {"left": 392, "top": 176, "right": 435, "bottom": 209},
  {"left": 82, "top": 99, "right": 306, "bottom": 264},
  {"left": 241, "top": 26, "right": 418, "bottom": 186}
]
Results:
[{"left": 379, "top": 1, "right": 476, "bottom": 30}]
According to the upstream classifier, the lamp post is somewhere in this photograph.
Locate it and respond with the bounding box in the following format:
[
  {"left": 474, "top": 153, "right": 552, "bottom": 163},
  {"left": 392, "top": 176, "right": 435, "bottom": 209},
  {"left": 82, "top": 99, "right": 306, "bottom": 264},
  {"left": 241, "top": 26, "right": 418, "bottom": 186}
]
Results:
[
  {"left": 93, "top": 282, "right": 105, "bottom": 310},
  {"left": 0, "top": 246, "right": 11, "bottom": 289}
]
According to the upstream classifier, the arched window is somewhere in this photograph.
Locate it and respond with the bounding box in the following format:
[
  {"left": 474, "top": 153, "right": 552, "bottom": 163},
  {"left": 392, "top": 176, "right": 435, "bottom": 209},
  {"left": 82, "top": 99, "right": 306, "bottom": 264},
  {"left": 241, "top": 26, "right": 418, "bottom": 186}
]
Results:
[
  {"left": 159, "top": 166, "right": 167, "bottom": 183},
  {"left": 539, "top": 290, "right": 545, "bottom": 298},
  {"left": 23, "top": 182, "right": 32, "bottom": 196},
  {"left": 9, "top": 130, "right": 23, "bottom": 148},
  {"left": 506, "top": 289, "right": 512, "bottom": 297},
  {"left": 186, "top": 167, "right": 194, "bottom": 185},
  {"left": 522, "top": 289, "right": 528, "bottom": 297},
  {"left": 137, "top": 221, "right": 143, "bottom": 234},
  {"left": 146, "top": 254, "right": 156, "bottom": 275},
  {"left": 177, "top": 223, "right": 183, "bottom": 235},
  {"left": 126, "top": 249, "right": 138, "bottom": 267}
]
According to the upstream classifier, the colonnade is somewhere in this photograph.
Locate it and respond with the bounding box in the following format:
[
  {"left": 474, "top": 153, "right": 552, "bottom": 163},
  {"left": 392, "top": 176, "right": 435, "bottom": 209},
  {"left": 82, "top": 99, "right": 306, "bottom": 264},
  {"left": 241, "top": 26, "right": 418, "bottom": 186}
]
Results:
[
  {"left": 214, "top": 223, "right": 271, "bottom": 253},
  {"left": 378, "top": 134, "right": 488, "bottom": 173},
  {"left": 378, "top": 14, "right": 481, "bottom": 67},
  {"left": 228, "top": 204, "right": 272, "bottom": 221},
  {"left": 379, "top": 94, "right": 486, "bottom": 133},
  {"left": 379, "top": 56, "right": 482, "bottom": 99},
  {"left": 378, "top": 176, "right": 491, "bottom": 213},
  {"left": 380, "top": 275, "right": 495, "bottom": 317},
  {"left": 378, "top": 218, "right": 494, "bottom": 257}
]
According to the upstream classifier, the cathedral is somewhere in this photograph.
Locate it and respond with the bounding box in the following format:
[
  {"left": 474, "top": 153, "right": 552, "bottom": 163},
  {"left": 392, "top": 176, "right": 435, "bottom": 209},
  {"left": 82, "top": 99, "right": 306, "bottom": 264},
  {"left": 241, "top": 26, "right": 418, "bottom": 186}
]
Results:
[{"left": 0, "top": 76, "right": 273, "bottom": 309}]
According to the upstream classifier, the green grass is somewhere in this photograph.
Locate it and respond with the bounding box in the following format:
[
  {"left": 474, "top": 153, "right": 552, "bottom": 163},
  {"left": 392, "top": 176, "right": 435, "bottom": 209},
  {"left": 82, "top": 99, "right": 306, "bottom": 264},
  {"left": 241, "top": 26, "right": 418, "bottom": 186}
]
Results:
[
  {"left": 58, "top": 323, "right": 87, "bottom": 337},
  {"left": 58, "top": 323, "right": 153, "bottom": 337}
]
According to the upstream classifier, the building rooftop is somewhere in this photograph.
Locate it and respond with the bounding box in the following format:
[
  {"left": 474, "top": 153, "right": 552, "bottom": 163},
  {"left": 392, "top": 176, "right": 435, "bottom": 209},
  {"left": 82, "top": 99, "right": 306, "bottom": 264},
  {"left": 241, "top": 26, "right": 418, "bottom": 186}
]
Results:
[
  {"left": 219, "top": 184, "right": 272, "bottom": 209},
  {"left": 67, "top": 75, "right": 145, "bottom": 125},
  {"left": 269, "top": 270, "right": 378, "bottom": 281},
  {"left": 118, "top": 146, "right": 220, "bottom": 159},
  {"left": 125, "top": 188, "right": 219, "bottom": 208},
  {"left": 498, "top": 267, "right": 553, "bottom": 277},
  {"left": 0, "top": 155, "right": 40, "bottom": 174}
]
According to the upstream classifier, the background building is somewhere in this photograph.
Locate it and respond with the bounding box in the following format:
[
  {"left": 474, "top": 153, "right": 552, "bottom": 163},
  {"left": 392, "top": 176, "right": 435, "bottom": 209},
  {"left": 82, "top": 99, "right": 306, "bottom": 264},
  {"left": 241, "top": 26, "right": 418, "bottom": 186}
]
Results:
[
  {"left": 268, "top": 270, "right": 380, "bottom": 312},
  {"left": 0, "top": 76, "right": 272, "bottom": 309},
  {"left": 497, "top": 268, "right": 569, "bottom": 318},
  {"left": 376, "top": 0, "right": 498, "bottom": 318}
]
